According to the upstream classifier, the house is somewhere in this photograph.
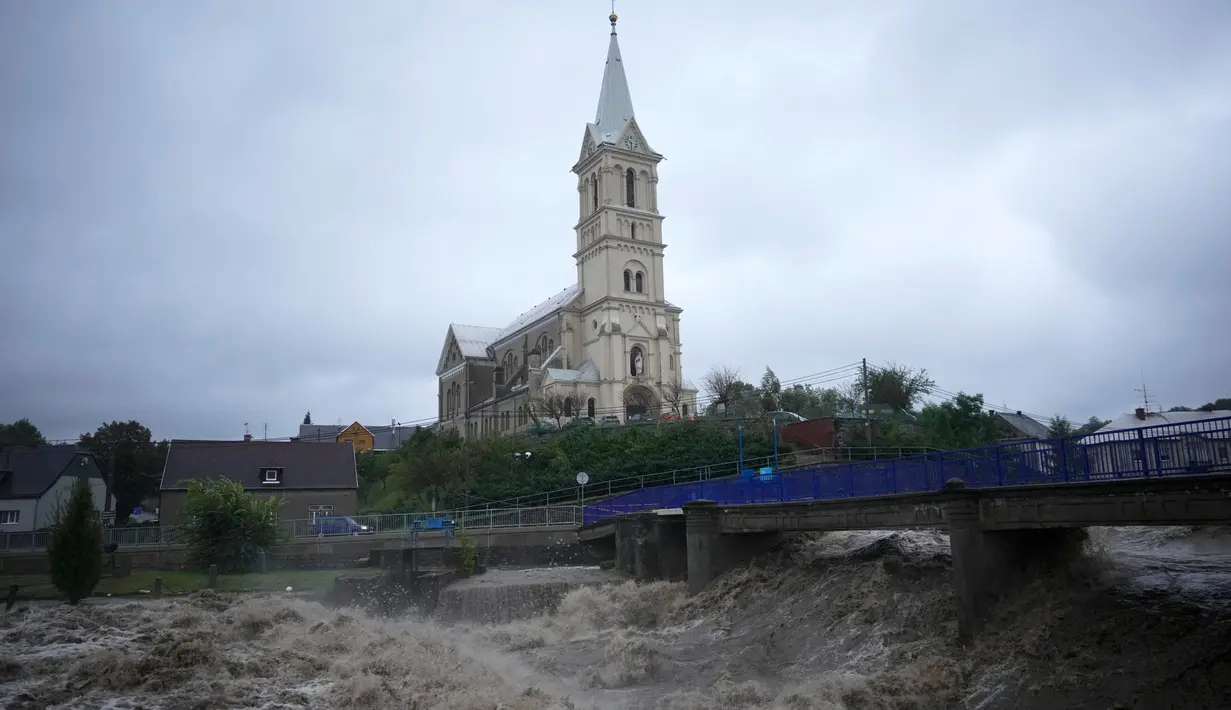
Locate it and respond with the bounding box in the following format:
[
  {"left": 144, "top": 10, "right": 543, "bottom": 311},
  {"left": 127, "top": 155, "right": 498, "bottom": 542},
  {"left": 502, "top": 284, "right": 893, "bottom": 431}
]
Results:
[
  {"left": 0, "top": 445, "right": 108, "bottom": 532},
  {"left": 1078, "top": 408, "right": 1231, "bottom": 476},
  {"left": 295, "top": 422, "right": 418, "bottom": 452},
  {"left": 336, "top": 422, "right": 375, "bottom": 453},
  {"left": 158, "top": 439, "right": 359, "bottom": 524},
  {"left": 433, "top": 13, "right": 699, "bottom": 439},
  {"left": 992, "top": 411, "right": 1051, "bottom": 442}
]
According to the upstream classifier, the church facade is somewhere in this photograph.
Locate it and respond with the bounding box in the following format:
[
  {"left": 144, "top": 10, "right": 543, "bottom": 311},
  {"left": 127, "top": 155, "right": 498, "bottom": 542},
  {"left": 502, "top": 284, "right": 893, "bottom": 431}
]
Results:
[{"left": 434, "top": 14, "right": 697, "bottom": 438}]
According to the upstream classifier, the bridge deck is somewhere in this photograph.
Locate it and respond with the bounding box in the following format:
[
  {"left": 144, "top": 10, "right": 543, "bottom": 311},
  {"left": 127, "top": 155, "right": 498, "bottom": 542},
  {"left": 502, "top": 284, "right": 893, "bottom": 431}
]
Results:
[{"left": 584, "top": 415, "right": 1231, "bottom": 525}]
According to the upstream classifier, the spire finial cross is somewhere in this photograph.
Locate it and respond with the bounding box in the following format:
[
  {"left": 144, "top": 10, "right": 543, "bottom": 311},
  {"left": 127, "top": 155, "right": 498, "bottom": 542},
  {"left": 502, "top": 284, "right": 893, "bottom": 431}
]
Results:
[{"left": 609, "top": 1, "right": 618, "bottom": 31}]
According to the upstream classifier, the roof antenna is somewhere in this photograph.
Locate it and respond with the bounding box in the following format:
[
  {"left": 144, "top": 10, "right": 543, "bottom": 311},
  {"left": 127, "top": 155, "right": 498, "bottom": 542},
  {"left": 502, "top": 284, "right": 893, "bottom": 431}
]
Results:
[{"left": 1134, "top": 370, "right": 1152, "bottom": 413}]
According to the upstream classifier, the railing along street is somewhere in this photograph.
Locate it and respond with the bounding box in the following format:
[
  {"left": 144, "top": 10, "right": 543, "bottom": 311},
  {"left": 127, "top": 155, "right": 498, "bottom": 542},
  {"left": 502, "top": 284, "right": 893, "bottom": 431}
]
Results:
[
  {"left": 581, "top": 415, "right": 1231, "bottom": 524},
  {"left": 0, "top": 505, "right": 582, "bottom": 553}
]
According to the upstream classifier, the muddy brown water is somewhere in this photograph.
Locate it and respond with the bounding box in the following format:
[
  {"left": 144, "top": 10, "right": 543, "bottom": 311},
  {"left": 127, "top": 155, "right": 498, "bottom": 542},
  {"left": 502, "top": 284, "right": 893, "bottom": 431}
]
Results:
[{"left": 2, "top": 526, "right": 1229, "bottom": 709}]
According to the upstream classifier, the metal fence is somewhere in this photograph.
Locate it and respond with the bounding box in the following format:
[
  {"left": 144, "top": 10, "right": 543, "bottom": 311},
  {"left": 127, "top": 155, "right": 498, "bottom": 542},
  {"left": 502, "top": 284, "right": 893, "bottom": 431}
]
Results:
[
  {"left": 0, "top": 504, "right": 583, "bottom": 553},
  {"left": 452, "top": 445, "right": 941, "bottom": 513},
  {"left": 582, "top": 416, "right": 1231, "bottom": 525}
]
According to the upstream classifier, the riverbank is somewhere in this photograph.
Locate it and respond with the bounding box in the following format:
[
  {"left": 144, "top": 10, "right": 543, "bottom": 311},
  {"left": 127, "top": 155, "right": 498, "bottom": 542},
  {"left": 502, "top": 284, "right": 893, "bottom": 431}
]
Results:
[{"left": 1, "top": 568, "right": 384, "bottom": 601}]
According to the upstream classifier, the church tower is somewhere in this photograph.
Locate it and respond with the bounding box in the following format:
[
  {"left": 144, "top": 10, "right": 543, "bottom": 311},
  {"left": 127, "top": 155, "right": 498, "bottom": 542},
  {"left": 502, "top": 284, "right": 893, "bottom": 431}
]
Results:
[{"left": 572, "top": 11, "right": 688, "bottom": 418}]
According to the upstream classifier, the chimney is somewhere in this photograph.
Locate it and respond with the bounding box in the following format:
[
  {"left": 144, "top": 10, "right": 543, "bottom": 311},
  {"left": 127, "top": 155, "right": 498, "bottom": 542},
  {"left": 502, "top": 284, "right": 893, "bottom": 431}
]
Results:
[
  {"left": 243, "top": 433, "right": 253, "bottom": 442},
  {"left": 1016, "top": 410, "right": 1022, "bottom": 416},
  {"left": 1135, "top": 407, "right": 1146, "bottom": 421}
]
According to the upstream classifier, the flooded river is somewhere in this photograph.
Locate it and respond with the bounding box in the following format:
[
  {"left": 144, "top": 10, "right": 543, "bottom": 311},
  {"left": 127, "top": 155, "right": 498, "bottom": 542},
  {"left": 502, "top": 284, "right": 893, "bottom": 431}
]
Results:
[{"left": 2, "top": 526, "right": 1229, "bottom": 709}]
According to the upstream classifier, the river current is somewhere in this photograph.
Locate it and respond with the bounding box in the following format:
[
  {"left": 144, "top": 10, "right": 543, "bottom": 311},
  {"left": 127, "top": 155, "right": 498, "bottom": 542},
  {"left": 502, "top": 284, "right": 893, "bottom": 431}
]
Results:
[{"left": 2, "top": 526, "right": 1229, "bottom": 709}]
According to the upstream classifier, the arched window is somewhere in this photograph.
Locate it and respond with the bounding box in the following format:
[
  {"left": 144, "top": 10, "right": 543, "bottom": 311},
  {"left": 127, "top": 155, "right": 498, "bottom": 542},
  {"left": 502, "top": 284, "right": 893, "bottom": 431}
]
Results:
[
  {"left": 564, "top": 397, "right": 574, "bottom": 416},
  {"left": 683, "top": 404, "right": 689, "bottom": 417},
  {"left": 587, "top": 398, "right": 596, "bottom": 418},
  {"left": 591, "top": 174, "right": 599, "bottom": 212},
  {"left": 548, "top": 338, "right": 554, "bottom": 352},
  {"left": 625, "top": 168, "right": 635, "bottom": 207},
  {"left": 630, "top": 346, "right": 644, "bottom": 376},
  {"left": 623, "top": 270, "right": 631, "bottom": 291},
  {"left": 668, "top": 354, "right": 674, "bottom": 372},
  {"left": 630, "top": 223, "right": 637, "bottom": 240},
  {"left": 635, "top": 271, "right": 644, "bottom": 293}
]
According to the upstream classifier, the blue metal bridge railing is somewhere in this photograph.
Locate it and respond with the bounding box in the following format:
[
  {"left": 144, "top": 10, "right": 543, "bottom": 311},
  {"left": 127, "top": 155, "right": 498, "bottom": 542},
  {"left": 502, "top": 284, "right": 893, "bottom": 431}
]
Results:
[{"left": 581, "top": 415, "right": 1231, "bottom": 525}]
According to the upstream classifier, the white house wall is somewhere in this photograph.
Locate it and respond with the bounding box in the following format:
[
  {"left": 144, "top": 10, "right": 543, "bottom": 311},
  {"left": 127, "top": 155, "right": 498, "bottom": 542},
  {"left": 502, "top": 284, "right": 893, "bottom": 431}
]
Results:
[{"left": 0, "top": 498, "right": 38, "bottom": 533}]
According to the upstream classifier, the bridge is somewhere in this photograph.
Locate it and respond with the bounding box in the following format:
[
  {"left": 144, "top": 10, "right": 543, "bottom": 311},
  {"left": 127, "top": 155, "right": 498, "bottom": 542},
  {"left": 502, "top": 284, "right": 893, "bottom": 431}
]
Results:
[{"left": 579, "top": 415, "right": 1231, "bottom": 637}]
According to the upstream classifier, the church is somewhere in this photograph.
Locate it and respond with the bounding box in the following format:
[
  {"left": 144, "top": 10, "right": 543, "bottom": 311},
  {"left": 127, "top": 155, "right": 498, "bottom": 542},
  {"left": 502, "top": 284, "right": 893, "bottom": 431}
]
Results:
[{"left": 434, "top": 12, "right": 698, "bottom": 438}]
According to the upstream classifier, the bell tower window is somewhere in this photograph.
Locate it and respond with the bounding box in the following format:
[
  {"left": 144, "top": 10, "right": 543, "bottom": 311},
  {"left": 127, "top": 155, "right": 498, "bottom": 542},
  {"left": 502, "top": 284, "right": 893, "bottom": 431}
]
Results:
[
  {"left": 625, "top": 168, "right": 635, "bottom": 207},
  {"left": 630, "top": 223, "right": 637, "bottom": 239},
  {"left": 591, "top": 174, "right": 599, "bottom": 213},
  {"left": 623, "top": 270, "right": 631, "bottom": 291},
  {"left": 635, "top": 271, "right": 644, "bottom": 293}
]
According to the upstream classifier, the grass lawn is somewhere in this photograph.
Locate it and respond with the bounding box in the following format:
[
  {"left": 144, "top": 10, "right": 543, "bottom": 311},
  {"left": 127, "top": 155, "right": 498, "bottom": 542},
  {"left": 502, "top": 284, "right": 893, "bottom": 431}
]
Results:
[{"left": 2, "top": 567, "right": 385, "bottom": 601}]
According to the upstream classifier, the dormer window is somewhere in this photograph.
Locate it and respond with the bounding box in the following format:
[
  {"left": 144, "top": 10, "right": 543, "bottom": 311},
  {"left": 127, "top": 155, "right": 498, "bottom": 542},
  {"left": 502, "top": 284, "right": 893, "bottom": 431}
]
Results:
[{"left": 261, "top": 467, "right": 284, "bottom": 485}]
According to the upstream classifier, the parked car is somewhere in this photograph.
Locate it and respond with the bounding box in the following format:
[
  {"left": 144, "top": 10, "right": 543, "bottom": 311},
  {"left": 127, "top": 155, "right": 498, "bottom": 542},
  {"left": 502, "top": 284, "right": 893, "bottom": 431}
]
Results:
[{"left": 312, "top": 516, "right": 372, "bottom": 537}]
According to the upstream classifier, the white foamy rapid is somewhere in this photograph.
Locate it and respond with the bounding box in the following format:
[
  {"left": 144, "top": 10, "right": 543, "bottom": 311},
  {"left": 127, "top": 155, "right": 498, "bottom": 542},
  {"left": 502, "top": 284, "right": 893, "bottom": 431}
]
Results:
[{"left": 3, "top": 527, "right": 1230, "bottom": 709}]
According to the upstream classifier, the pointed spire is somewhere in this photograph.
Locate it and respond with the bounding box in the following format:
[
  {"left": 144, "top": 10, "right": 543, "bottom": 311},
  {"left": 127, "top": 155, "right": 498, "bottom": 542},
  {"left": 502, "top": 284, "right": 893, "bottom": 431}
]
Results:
[{"left": 592, "top": 10, "right": 635, "bottom": 143}]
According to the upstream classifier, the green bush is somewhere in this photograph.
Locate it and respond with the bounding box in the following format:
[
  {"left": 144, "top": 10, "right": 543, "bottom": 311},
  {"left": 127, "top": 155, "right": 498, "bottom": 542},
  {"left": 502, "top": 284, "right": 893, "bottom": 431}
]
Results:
[
  {"left": 47, "top": 476, "right": 103, "bottom": 604},
  {"left": 457, "top": 531, "right": 478, "bottom": 576},
  {"left": 363, "top": 421, "right": 777, "bottom": 513},
  {"left": 181, "top": 478, "right": 282, "bottom": 573}
]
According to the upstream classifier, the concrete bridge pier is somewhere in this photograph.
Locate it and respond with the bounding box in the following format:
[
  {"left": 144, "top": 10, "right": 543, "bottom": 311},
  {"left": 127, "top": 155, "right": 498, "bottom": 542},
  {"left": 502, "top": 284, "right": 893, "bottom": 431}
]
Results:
[
  {"left": 614, "top": 512, "right": 688, "bottom": 582},
  {"left": 684, "top": 500, "right": 781, "bottom": 594},
  {"left": 946, "top": 495, "right": 1084, "bottom": 639}
]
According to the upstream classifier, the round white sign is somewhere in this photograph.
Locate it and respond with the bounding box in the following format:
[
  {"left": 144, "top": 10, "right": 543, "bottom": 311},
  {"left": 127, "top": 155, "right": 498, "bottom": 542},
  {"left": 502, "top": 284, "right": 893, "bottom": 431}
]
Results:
[{"left": 575, "top": 471, "right": 590, "bottom": 486}]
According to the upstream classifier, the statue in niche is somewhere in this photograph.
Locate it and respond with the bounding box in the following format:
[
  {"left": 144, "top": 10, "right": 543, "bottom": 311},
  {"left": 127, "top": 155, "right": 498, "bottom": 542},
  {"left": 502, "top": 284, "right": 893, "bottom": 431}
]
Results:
[{"left": 631, "top": 349, "right": 644, "bottom": 377}]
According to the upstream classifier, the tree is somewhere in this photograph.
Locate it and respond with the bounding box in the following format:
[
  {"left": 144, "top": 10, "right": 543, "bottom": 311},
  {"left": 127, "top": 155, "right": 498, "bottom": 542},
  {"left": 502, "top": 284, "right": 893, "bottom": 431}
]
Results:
[
  {"left": 759, "top": 367, "right": 782, "bottom": 413},
  {"left": 47, "top": 475, "right": 103, "bottom": 603},
  {"left": 0, "top": 418, "right": 48, "bottom": 449},
  {"left": 303, "top": 411, "right": 312, "bottom": 425},
  {"left": 1197, "top": 398, "right": 1231, "bottom": 412},
  {"left": 181, "top": 478, "right": 282, "bottom": 573},
  {"left": 1048, "top": 415, "right": 1074, "bottom": 438},
  {"left": 863, "top": 363, "right": 935, "bottom": 412},
  {"left": 915, "top": 393, "right": 1000, "bottom": 449},
  {"left": 538, "top": 392, "right": 570, "bottom": 429},
  {"left": 79, "top": 421, "right": 167, "bottom": 525},
  {"left": 1074, "top": 416, "right": 1110, "bottom": 436},
  {"left": 659, "top": 378, "right": 685, "bottom": 415},
  {"left": 702, "top": 365, "right": 741, "bottom": 417}
]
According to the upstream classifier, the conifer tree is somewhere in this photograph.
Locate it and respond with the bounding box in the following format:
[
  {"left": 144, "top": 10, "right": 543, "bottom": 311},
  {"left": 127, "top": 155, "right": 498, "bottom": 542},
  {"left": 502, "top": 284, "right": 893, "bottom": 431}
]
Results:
[{"left": 47, "top": 476, "right": 103, "bottom": 604}]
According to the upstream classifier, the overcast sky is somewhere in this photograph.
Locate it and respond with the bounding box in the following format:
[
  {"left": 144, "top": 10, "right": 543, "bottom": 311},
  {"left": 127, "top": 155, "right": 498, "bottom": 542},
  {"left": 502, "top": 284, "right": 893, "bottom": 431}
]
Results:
[{"left": 2, "top": 0, "right": 1229, "bottom": 442}]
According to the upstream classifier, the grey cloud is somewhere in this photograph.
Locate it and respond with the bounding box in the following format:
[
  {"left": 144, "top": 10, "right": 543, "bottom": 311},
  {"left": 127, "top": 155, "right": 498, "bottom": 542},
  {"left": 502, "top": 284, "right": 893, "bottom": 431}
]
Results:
[{"left": 2, "top": 0, "right": 1229, "bottom": 442}]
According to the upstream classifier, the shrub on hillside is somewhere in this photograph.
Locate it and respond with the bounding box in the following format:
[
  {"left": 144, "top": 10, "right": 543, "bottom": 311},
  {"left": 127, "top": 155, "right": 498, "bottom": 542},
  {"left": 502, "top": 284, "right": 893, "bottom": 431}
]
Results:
[
  {"left": 181, "top": 478, "right": 282, "bottom": 573},
  {"left": 47, "top": 475, "right": 103, "bottom": 603},
  {"left": 363, "top": 420, "right": 778, "bottom": 513}
]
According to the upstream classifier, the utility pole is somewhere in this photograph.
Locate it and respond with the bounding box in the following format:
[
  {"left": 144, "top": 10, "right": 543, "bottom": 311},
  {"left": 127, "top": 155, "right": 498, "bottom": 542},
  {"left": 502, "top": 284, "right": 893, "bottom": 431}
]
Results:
[
  {"left": 105, "top": 447, "right": 116, "bottom": 513},
  {"left": 862, "top": 358, "right": 872, "bottom": 446}
]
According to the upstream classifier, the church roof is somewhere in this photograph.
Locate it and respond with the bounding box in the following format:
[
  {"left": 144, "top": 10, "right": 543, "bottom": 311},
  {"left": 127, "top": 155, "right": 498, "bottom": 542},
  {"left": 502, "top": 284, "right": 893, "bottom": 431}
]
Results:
[
  {"left": 546, "top": 360, "right": 601, "bottom": 383},
  {"left": 451, "top": 324, "right": 504, "bottom": 358},
  {"left": 589, "top": 22, "right": 635, "bottom": 146},
  {"left": 494, "top": 283, "right": 581, "bottom": 345}
]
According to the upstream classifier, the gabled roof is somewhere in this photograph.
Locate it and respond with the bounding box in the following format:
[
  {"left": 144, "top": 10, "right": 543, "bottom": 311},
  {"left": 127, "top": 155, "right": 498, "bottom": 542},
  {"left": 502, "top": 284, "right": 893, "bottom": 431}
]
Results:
[
  {"left": 436, "top": 323, "right": 503, "bottom": 375},
  {"left": 995, "top": 411, "right": 1050, "bottom": 440},
  {"left": 1080, "top": 410, "right": 1231, "bottom": 443},
  {"left": 160, "top": 440, "right": 358, "bottom": 491},
  {"left": 0, "top": 445, "right": 99, "bottom": 499},
  {"left": 453, "top": 324, "right": 504, "bottom": 358},
  {"left": 545, "top": 360, "right": 601, "bottom": 384},
  {"left": 493, "top": 284, "right": 581, "bottom": 346},
  {"left": 297, "top": 423, "right": 419, "bottom": 451}
]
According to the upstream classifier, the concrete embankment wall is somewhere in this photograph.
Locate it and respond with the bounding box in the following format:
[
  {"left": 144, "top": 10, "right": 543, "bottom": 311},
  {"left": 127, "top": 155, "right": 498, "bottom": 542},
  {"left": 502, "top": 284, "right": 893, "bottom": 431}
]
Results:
[{"left": 0, "top": 526, "right": 588, "bottom": 576}]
